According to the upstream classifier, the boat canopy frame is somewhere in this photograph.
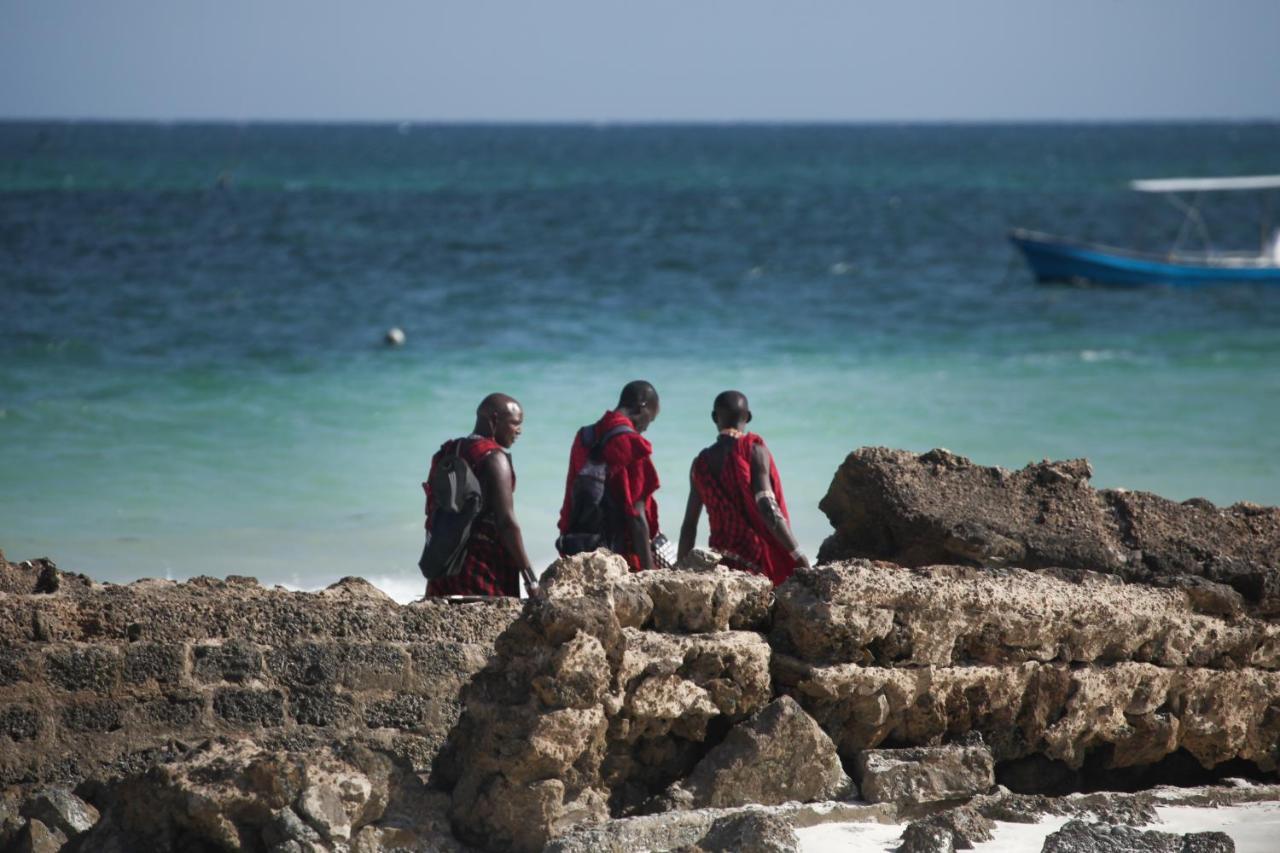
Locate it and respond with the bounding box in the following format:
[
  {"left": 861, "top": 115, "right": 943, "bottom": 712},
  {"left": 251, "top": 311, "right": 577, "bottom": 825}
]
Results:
[{"left": 1127, "top": 175, "right": 1280, "bottom": 258}]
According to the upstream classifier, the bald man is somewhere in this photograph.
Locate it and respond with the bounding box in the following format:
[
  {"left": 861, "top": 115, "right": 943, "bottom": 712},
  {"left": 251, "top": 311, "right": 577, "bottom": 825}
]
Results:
[
  {"left": 423, "top": 393, "right": 538, "bottom": 598},
  {"left": 557, "top": 380, "right": 663, "bottom": 572},
  {"left": 677, "top": 391, "right": 808, "bottom": 586}
]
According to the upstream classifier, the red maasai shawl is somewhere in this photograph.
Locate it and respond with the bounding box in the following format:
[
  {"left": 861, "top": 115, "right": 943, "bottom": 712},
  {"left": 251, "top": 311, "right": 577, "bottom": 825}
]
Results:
[
  {"left": 557, "top": 411, "right": 661, "bottom": 572},
  {"left": 423, "top": 436, "right": 520, "bottom": 597},
  {"left": 691, "top": 432, "right": 797, "bottom": 586}
]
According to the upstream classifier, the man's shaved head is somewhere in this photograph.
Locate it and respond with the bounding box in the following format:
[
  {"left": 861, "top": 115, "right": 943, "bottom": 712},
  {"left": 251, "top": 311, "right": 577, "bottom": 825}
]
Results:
[
  {"left": 477, "top": 392, "right": 521, "bottom": 421},
  {"left": 475, "top": 393, "right": 524, "bottom": 448},
  {"left": 712, "top": 390, "right": 751, "bottom": 430},
  {"left": 616, "top": 380, "right": 660, "bottom": 433},
  {"left": 617, "top": 380, "right": 659, "bottom": 411}
]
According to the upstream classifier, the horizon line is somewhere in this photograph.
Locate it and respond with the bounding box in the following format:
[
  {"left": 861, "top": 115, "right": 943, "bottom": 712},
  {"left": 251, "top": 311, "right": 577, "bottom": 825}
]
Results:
[{"left": 3, "top": 115, "right": 1279, "bottom": 127}]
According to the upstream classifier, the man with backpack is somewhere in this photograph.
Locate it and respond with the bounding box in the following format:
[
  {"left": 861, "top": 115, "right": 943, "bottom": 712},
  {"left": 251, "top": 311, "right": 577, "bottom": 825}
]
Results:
[
  {"left": 421, "top": 393, "right": 538, "bottom": 598},
  {"left": 556, "top": 380, "right": 664, "bottom": 572},
  {"left": 676, "top": 390, "right": 809, "bottom": 586}
]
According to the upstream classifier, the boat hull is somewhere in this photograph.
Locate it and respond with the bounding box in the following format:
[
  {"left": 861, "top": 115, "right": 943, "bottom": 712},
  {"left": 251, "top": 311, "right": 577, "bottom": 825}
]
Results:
[{"left": 1009, "top": 230, "right": 1280, "bottom": 286}]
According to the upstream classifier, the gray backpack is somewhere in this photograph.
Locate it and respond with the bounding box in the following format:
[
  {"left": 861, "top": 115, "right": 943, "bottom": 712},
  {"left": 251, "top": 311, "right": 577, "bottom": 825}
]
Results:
[
  {"left": 556, "top": 424, "right": 635, "bottom": 556},
  {"left": 419, "top": 439, "right": 485, "bottom": 580}
]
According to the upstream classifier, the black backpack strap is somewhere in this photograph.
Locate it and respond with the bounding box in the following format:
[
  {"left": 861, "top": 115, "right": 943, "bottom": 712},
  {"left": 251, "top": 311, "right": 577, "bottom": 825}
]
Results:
[
  {"left": 598, "top": 424, "right": 636, "bottom": 446},
  {"left": 587, "top": 424, "right": 635, "bottom": 461},
  {"left": 578, "top": 425, "right": 595, "bottom": 448}
]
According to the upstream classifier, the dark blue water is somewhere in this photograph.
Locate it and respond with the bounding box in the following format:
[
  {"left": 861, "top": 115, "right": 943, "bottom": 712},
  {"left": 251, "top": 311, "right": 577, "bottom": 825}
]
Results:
[{"left": 3, "top": 122, "right": 1279, "bottom": 597}]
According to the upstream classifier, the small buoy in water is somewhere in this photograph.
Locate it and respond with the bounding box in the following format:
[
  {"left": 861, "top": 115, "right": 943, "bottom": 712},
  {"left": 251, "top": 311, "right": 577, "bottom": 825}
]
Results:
[{"left": 384, "top": 327, "right": 406, "bottom": 346}]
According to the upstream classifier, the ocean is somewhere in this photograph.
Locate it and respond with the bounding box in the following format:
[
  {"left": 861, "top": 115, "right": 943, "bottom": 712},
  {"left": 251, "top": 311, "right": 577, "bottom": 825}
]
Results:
[{"left": 3, "top": 121, "right": 1278, "bottom": 601}]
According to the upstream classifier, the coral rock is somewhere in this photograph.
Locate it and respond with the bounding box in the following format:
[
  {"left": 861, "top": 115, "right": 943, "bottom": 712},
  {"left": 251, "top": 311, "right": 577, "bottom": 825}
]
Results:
[
  {"left": 855, "top": 743, "right": 994, "bottom": 806},
  {"left": 668, "top": 696, "right": 851, "bottom": 809}
]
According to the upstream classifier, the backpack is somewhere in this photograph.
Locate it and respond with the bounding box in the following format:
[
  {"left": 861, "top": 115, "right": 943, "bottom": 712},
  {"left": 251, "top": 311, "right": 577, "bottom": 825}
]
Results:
[
  {"left": 418, "top": 439, "right": 485, "bottom": 580},
  {"left": 556, "top": 423, "right": 636, "bottom": 556}
]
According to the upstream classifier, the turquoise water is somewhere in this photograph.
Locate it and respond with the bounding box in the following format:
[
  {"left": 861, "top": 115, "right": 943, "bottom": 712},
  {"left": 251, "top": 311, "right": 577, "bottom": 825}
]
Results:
[{"left": 3, "top": 122, "right": 1279, "bottom": 600}]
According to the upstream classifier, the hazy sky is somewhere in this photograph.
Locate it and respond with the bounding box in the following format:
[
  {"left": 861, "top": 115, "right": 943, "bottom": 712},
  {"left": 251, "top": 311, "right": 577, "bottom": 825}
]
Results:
[{"left": 4, "top": 0, "right": 1278, "bottom": 121}]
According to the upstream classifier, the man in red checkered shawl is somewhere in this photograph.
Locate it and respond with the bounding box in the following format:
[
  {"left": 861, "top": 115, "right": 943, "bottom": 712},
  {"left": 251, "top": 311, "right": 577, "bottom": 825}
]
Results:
[
  {"left": 423, "top": 393, "right": 538, "bottom": 598},
  {"left": 557, "top": 380, "right": 663, "bottom": 572},
  {"left": 677, "top": 390, "right": 808, "bottom": 586}
]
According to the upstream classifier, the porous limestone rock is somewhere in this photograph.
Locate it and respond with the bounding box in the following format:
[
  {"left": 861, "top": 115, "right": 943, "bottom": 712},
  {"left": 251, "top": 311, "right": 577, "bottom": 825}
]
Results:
[
  {"left": 541, "top": 550, "right": 773, "bottom": 633},
  {"left": 691, "top": 810, "right": 800, "bottom": 852},
  {"left": 777, "top": 659, "right": 1280, "bottom": 771},
  {"left": 546, "top": 802, "right": 896, "bottom": 853},
  {"left": 898, "top": 821, "right": 956, "bottom": 853},
  {"left": 18, "top": 787, "right": 100, "bottom": 837},
  {"left": 855, "top": 743, "right": 994, "bottom": 806},
  {"left": 70, "top": 738, "right": 435, "bottom": 852},
  {"left": 1040, "top": 819, "right": 1234, "bottom": 852},
  {"left": 676, "top": 548, "right": 724, "bottom": 572},
  {"left": 447, "top": 553, "right": 777, "bottom": 852},
  {"left": 628, "top": 568, "right": 773, "bottom": 634},
  {"left": 772, "top": 561, "right": 1280, "bottom": 669},
  {"left": 15, "top": 818, "right": 67, "bottom": 853},
  {"left": 900, "top": 804, "right": 996, "bottom": 850},
  {"left": 0, "top": 558, "right": 520, "bottom": 788},
  {"left": 667, "top": 696, "right": 850, "bottom": 809},
  {"left": 539, "top": 551, "right": 636, "bottom": 602},
  {"left": 817, "top": 448, "right": 1280, "bottom": 613}
]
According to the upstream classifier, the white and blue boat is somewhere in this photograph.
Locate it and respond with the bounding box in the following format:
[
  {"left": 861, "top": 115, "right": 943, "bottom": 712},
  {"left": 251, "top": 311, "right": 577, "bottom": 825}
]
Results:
[{"left": 1011, "top": 175, "right": 1280, "bottom": 286}]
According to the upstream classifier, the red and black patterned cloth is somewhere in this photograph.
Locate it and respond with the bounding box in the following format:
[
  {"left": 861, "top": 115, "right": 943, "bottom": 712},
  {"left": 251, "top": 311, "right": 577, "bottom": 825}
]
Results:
[
  {"left": 423, "top": 436, "right": 521, "bottom": 598},
  {"left": 691, "top": 432, "right": 799, "bottom": 587},
  {"left": 557, "top": 411, "right": 662, "bottom": 572}
]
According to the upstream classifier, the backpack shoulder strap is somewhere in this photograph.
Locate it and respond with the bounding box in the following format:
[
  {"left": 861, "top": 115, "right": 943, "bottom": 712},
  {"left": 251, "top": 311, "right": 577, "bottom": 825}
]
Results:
[
  {"left": 597, "top": 424, "right": 636, "bottom": 447},
  {"left": 587, "top": 423, "right": 636, "bottom": 461}
]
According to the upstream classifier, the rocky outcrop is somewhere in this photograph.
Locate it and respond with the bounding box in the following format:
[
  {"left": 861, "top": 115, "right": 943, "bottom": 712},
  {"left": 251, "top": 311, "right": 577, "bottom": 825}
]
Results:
[
  {"left": 773, "top": 561, "right": 1280, "bottom": 773},
  {"left": 1041, "top": 819, "right": 1234, "bottom": 852},
  {"left": 665, "top": 696, "right": 851, "bottom": 809},
  {"left": 772, "top": 561, "right": 1280, "bottom": 669},
  {"left": 855, "top": 742, "right": 993, "bottom": 806},
  {"left": 896, "top": 782, "right": 1280, "bottom": 853},
  {"left": 547, "top": 801, "right": 895, "bottom": 853},
  {"left": 818, "top": 448, "right": 1280, "bottom": 614},
  {"left": 690, "top": 811, "right": 799, "bottom": 852},
  {"left": 444, "top": 552, "right": 779, "bottom": 852},
  {"left": 75, "top": 738, "right": 462, "bottom": 852},
  {"left": 0, "top": 559, "right": 520, "bottom": 789}
]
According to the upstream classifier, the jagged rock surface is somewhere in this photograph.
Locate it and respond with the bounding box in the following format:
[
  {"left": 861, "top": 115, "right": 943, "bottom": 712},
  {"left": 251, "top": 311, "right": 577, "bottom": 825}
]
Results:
[
  {"left": 1040, "top": 819, "right": 1234, "bottom": 852},
  {"left": 773, "top": 561, "right": 1280, "bottom": 773},
  {"left": 75, "top": 738, "right": 462, "bottom": 852},
  {"left": 445, "top": 551, "right": 777, "bottom": 852},
  {"left": 772, "top": 561, "right": 1280, "bottom": 668},
  {"left": 779, "top": 656, "right": 1280, "bottom": 770},
  {"left": 818, "top": 448, "right": 1280, "bottom": 614},
  {"left": 666, "top": 696, "right": 850, "bottom": 809},
  {"left": 690, "top": 810, "right": 799, "bottom": 852},
  {"left": 855, "top": 742, "right": 994, "bottom": 806},
  {"left": 547, "top": 801, "right": 896, "bottom": 853},
  {"left": 0, "top": 557, "right": 519, "bottom": 788}
]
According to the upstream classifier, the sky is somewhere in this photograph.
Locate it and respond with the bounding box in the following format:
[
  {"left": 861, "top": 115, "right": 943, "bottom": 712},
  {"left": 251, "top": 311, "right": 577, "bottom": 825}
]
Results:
[{"left": 3, "top": 0, "right": 1279, "bottom": 122}]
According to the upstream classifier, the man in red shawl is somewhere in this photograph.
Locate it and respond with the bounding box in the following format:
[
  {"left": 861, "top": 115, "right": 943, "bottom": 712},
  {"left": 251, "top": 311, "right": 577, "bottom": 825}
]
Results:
[
  {"left": 557, "top": 380, "right": 662, "bottom": 572},
  {"left": 677, "top": 390, "right": 808, "bottom": 586},
  {"left": 424, "top": 393, "right": 538, "bottom": 598}
]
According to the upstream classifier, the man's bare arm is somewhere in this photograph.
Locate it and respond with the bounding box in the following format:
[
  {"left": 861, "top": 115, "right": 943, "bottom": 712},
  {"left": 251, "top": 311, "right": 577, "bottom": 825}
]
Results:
[
  {"left": 480, "top": 452, "right": 539, "bottom": 594},
  {"left": 750, "top": 443, "right": 808, "bottom": 567},
  {"left": 678, "top": 468, "right": 704, "bottom": 561},
  {"left": 629, "top": 500, "right": 656, "bottom": 571}
]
